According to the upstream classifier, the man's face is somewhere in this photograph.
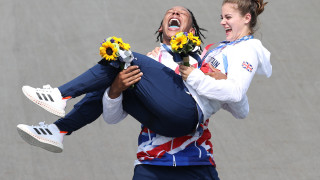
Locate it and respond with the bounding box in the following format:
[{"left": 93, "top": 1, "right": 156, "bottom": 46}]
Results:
[{"left": 159, "top": 6, "right": 195, "bottom": 45}]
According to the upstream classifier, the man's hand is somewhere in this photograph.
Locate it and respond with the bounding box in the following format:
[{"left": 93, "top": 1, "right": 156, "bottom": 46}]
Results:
[
  {"left": 108, "top": 65, "right": 143, "bottom": 99},
  {"left": 179, "top": 65, "right": 195, "bottom": 81},
  {"left": 205, "top": 64, "right": 227, "bottom": 80},
  {"left": 146, "top": 47, "right": 161, "bottom": 58}
]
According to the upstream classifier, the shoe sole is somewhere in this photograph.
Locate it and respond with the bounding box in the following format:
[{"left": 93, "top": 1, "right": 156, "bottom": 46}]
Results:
[
  {"left": 22, "top": 87, "right": 65, "bottom": 118},
  {"left": 17, "top": 125, "right": 63, "bottom": 153}
]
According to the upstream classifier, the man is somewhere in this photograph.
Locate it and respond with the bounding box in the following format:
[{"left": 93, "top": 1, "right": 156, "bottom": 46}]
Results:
[{"left": 102, "top": 6, "right": 248, "bottom": 180}]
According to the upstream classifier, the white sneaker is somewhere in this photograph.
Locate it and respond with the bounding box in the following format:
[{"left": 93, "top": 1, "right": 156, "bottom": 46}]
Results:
[
  {"left": 22, "top": 85, "right": 67, "bottom": 117},
  {"left": 17, "top": 122, "right": 65, "bottom": 153}
]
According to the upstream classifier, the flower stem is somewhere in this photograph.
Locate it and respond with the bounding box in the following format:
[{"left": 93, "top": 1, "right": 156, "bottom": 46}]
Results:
[{"left": 183, "top": 56, "right": 190, "bottom": 66}]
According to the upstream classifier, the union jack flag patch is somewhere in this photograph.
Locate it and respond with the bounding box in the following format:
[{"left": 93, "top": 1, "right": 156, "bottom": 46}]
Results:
[{"left": 242, "top": 61, "right": 253, "bottom": 72}]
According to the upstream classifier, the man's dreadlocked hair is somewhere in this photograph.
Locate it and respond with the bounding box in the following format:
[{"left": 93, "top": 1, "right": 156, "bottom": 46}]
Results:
[{"left": 155, "top": 8, "right": 207, "bottom": 51}]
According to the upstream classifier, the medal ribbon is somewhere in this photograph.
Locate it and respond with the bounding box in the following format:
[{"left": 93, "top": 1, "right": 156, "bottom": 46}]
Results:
[
  {"left": 162, "top": 44, "right": 202, "bottom": 68},
  {"left": 202, "top": 35, "right": 254, "bottom": 63}
]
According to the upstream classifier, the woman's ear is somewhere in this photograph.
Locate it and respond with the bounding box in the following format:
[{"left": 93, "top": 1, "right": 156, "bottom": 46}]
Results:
[{"left": 244, "top": 13, "right": 251, "bottom": 24}]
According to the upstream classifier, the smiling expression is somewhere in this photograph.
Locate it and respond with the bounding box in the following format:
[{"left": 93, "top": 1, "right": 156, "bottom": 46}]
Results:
[
  {"left": 220, "top": 3, "right": 251, "bottom": 42},
  {"left": 159, "top": 6, "right": 195, "bottom": 45}
]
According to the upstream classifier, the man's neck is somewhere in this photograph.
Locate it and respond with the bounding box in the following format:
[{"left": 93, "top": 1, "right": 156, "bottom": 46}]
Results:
[{"left": 162, "top": 38, "right": 170, "bottom": 46}]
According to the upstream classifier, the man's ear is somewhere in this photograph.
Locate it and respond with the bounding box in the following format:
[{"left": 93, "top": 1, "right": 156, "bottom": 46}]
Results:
[{"left": 189, "top": 27, "right": 195, "bottom": 34}]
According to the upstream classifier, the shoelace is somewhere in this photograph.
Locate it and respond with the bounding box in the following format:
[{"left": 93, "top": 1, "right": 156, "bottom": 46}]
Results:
[
  {"left": 36, "top": 85, "right": 53, "bottom": 92},
  {"left": 34, "top": 121, "right": 49, "bottom": 128}
]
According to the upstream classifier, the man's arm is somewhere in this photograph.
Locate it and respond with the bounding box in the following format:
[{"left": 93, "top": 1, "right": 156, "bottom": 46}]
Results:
[
  {"left": 102, "top": 66, "right": 143, "bottom": 124},
  {"left": 108, "top": 65, "right": 142, "bottom": 99},
  {"left": 102, "top": 88, "right": 128, "bottom": 124}
]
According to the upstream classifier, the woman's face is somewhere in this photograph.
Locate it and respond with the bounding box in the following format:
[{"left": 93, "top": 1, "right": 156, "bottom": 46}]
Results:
[{"left": 220, "top": 3, "right": 251, "bottom": 41}]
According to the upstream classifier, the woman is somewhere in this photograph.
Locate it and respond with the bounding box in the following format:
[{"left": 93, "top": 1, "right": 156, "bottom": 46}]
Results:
[{"left": 180, "top": 0, "right": 271, "bottom": 110}]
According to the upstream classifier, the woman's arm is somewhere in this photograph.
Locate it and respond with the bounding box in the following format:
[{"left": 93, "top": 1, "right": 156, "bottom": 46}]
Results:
[
  {"left": 222, "top": 95, "right": 249, "bottom": 119},
  {"left": 193, "top": 65, "right": 250, "bottom": 119},
  {"left": 205, "top": 65, "right": 250, "bottom": 119},
  {"left": 182, "top": 45, "right": 259, "bottom": 102}
]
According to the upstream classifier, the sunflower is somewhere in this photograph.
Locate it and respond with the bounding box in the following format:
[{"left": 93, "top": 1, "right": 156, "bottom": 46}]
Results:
[
  {"left": 192, "top": 36, "right": 201, "bottom": 46},
  {"left": 170, "top": 34, "right": 188, "bottom": 52},
  {"left": 100, "top": 41, "right": 119, "bottom": 61},
  {"left": 171, "top": 42, "right": 181, "bottom": 51},
  {"left": 104, "top": 36, "right": 130, "bottom": 50},
  {"left": 188, "top": 33, "right": 201, "bottom": 46},
  {"left": 187, "top": 32, "right": 194, "bottom": 40},
  {"left": 119, "top": 42, "right": 131, "bottom": 50},
  {"left": 114, "top": 37, "right": 123, "bottom": 44}
]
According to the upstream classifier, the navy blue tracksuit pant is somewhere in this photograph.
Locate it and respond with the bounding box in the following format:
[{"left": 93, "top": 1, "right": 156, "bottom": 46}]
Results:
[
  {"left": 133, "top": 165, "right": 220, "bottom": 180},
  {"left": 54, "top": 52, "right": 200, "bottom": 137}
]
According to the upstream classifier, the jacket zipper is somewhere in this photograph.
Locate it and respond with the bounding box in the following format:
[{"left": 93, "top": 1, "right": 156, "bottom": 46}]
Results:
[{"left": 171, "top": 138, "right": 176, "bottom": 167}]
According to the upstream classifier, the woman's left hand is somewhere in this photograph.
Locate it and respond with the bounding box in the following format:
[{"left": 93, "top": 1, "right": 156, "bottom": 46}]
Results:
[
  {"left": 179, "top": 65, "right": 195, "bottom": 81},
  {"left": 206, "top": 64, "right": 227, "bottom": 80},
  {"left": 146, "top": 47, "right": 160, "bottom": 58}
]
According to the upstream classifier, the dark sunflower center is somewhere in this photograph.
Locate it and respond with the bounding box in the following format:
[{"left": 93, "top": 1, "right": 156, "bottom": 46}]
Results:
[{"left": 106, "top": 47, "right": 113, "bottom": 55}]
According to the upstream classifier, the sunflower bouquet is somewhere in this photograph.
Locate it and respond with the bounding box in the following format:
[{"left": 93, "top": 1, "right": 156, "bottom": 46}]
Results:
[
  {"left": 170, "top": 32, "right": 201, "bottom": 66},
  {"left": 99, "top": 36, "right": 132, "bottom": 69}
]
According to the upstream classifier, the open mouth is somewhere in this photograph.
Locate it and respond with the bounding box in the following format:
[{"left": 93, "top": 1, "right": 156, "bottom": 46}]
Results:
[
  {"left": 169, "top": 19, "right": 180, "bottom": 28},
  {"left": 225, "top": 28, "right": 232, "bottom": 34}
]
